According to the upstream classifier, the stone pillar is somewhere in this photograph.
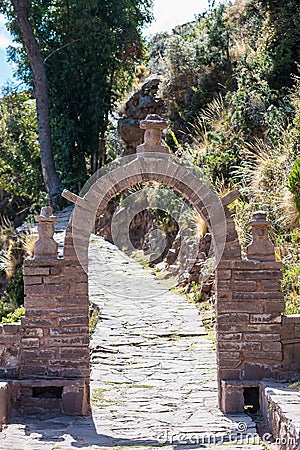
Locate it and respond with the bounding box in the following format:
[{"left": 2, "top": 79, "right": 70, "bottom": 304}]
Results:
[
  {"left": 19, "top": 206, "right": 90, "bottom": 415},
  {"left": 217, "top": 211, "right": 285, "bottom": 412}
]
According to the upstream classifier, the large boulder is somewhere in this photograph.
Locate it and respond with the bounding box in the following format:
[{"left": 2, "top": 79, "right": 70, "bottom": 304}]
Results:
[{"left": 118, "top": 75, "right": 165, "bottom": 155}]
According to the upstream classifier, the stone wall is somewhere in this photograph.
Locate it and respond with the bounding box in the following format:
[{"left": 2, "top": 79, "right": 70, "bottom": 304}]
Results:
[
  {"left": 0, "top": 323, "right": 21, "bottom": 379},
  {"left": 1, "top": 153, "right": 298, "bottom": 418},
  {"left": 217, "top": 259, "right": 284, "bottom": 383},
  {"left": 281, "top": 314, "right": 300, "bottom": 376},
  {"left": 21, "top": 259, "right": 89, "bottom": 380}
]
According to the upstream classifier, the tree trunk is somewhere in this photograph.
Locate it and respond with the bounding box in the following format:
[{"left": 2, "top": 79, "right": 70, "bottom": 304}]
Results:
[{"left": 11, "top": 0, "right": 63, "bottom": 209}]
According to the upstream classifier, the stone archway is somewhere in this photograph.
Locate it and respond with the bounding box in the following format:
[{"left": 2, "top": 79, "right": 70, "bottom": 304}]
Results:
[{"left": 16, "top": 122, "right": 288, "bottom": 416}]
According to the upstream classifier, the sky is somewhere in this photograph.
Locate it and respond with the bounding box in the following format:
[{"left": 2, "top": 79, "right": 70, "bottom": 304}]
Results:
[{"left": 0, "top": 0, "right": 216, "bottom": 89}]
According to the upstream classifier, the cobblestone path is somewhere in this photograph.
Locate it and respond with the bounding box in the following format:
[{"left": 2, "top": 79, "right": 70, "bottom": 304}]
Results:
[{"left": 0, "top": 229, "right": 265, "bottom": 449}]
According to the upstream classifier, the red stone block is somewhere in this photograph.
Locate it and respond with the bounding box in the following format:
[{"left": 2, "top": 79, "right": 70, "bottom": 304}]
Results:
[
  {"left": 217, "top": 301, "right": 263, "bottom": 313},
  {"left": 59, "top": 348, "right": 88, "bottom": 359},
  {"left": 218, "top": 369, "right": 242, "bottom": 380},
  {"left": 25, "top": 296, "right": 56, "bottom": 309},
  {"left": 264, "top": 301, "right": 285, "bottom": 313},
  {"left": 69, "top": 284, "right": 88, "bottom": 294},
  {"left": 243, "top": 333, "right": 281, "bottom": 342},
  {"left": 45, "top": 336, "right": 89, "bottom": 347},
  {"left": 218, "top": 280, "right": 257, "bottom": 291},
  {"left": 24, "top": 276, "right": 43, "bottom": 285},
  {"left": 250, "top": 314, "right": 281, "bottom": 324},
  {"left": 25, "top": 284, "right": 70, "bottom": 295},
  {"left": 218, "top": 358, "right": 241, "bottom": 369},
  {"left": 218, "top": 313, "right": 250, "bottom": 323},
  {"left": 262, "top": 342, "right": 282, "bottom": 352},
  {"left": 219, "top": 341, "right": 261, "bottom": 351},
  {"left": 23, "top": 267, "right": 50, "bottom": 276},
  {"left": 49, "top": 326, "right": 89, "bottom": 336},
  {"left": 217, "top": 333, "right": 242, "bottom": 341},
  {"left": 58, "top": 316, "right": 88, "bottom": 326},
  {"left": 21, "top": 338, "right": 40, "bottom": 348}
]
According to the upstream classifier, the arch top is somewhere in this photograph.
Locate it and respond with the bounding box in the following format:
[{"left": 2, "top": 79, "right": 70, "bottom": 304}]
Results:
[{"left": 61, "top": 152, "right": 241, "bottom": 273}]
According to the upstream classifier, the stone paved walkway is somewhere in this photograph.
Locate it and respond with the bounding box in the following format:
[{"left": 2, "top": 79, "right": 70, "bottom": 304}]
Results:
[{"left": 0, "top": 222, "right": 265, "bottom": 449}]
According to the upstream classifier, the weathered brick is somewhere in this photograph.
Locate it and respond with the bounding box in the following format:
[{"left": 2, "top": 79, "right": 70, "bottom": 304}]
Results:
[
  {"left": 58, "top": 316, "right": 88, "bottom": 326},
  {"left": 217, "top": 270, "right": 232, "bottom": 280},
  {"left": 219, "top": 341, "right": 261, "bottom": 351},
  {"left": 295, "top": 324, "right": 300, "bottom": 338},
  {"left": 50, "top": 267, "right": 61, "bottom": 275},
  {"left": 262, "top": 342, "right": 282, "bottom": 352},
  {"left": 218, "top": 313, "right": 249, "bottom": 323},
  {"left": 250, "top": 314, "right": 281, "bottom": 324},
  {"left": 69, "top": 284, "right": 88, "bottom": 295},
  {"left": 49, "top": 359, "right": 89, "bottom": 368},
  {"left": 261, "top": 280, "right": 281, "bottom": 291},
  {"left": 217, "top": 302, "right": 263, "bottom": 314},
  {"left": 218, "top": 358, "right": 241, "bottom": 369},
  {"left": 246, "top": 324, "right": 281, "bottom": 333},
  {"left": 243, "top": 351, "right": 282, "bottom": 361},
  {"left": 222, "top": 245, "right": 242, "bottom": 259},
  {"left": 56, "top": 295, "right": 88, "bottom": 306},
  {"left": 264, "top": 302, "right": 285, "bottom": 313},
  {"left": 21, "top": 338, "right": 40, "bottom": 348},
  {"left": 218, "top": 260, "right": 260, "bottom": 270},
  {"left": 60, "top": 367, "right": 90, "bottom": 378},
  {"left": 25, "top": 296, "right": 56, "bottom": 309},
  {"left": 21, "top": 349, "right": 56, "bottom": 359},
  {"left": 54, "top": 307, "right": 89, "bottom": 317},
  {"left": 234, "top": 271, "right": 282, "bottom": 280},
  {"left": 218, "top": 281, "right": 257, "bottom": 291},
  {"left": 43, "top": 274, "right": 88, "bottom": 284},
  {"left": 244, "top": 333, "right": 281, "bottom": 342},
  {"left": 218, "top": 351, "right": 241, "bottom": 359},
  {"left": 22, "top": 328, "right": 43, "bottom": 337},
  {"left": 21, "top": 317, "right": 56, "bottom": 327},
  {"left": 217, "top": 290, "right": 233, "bottom": 301},
  {"left": 2, "top": 323, "right": 20, "bottom": 334},
  {"left": 23, "top": 267, "right": 50, "bottom": 276},
  {"left": 50, "top": 326, "right": 89, "bottom": 336},
  {"left": 217, "top": 323, "right": 248, "bottom": 333},
  {"left": 20, "top": 365, "right": 48, "bottom": 376},
  {"left": 25, "top": 284, "right": 70, "bottom": 295},
  {"left": 218, "top": 369, "right": 242, "bottom": 380},
  {"left": 233, "top": 292, "right": 283, "bottom": 300},
  {"left": 24, "top": 276, "right": 43, "bottom": 285},
  {"left": 45, "top": 336, "right": 89, "bottom": 347},
  {"left": 217, "top": 333, "right": 242, "bottom": 341},
  {"left": 59, "top": 348, "right": 88, "bottom": 359}
]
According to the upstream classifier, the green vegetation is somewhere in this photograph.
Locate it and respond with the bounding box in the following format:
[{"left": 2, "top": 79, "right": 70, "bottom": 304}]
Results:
[
  {"left": 148, "top": 0, "right": 300, "bottom": 314},
  {"left": 1, "top": 0, "right": 153, "bottom": 193},
  {"left": 0, "top": 90, "right": 46, "bottom": 221}
]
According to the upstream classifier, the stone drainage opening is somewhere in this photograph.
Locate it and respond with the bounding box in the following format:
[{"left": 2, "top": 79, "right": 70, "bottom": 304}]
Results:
[
  {"left": 243, "top": 386, "right": 260, "bottom": 413},
  {"left": 32, "top": 386, "right": 63, "bottom": 399}
]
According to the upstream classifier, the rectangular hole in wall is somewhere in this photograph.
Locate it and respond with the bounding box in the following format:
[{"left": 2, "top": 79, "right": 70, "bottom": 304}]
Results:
[
  {"left": 32, "top": 386, "right": 63, "bottom": 399},
  {"left": 243, "top": 386, "right": 260, "bottom": 413}
]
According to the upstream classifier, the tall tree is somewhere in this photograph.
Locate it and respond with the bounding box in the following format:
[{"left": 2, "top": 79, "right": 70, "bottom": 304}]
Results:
[
  {"left": 3, "top": 0, "right": 153, "bottom": 192},
  {"left": 1, "top": 0, "right": 63, "bottom": 208}
]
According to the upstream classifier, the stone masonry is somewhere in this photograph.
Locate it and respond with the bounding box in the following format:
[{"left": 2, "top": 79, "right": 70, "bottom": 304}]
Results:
[{"left": 0, "top": 116, "right": 299, "bottom": 419}]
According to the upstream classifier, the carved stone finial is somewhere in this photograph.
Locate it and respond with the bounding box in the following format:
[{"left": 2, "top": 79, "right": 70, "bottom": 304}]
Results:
[
  {"left": 136, "top": 114, "right": 169, "bottom": 155},
  {"left": 34, "top": 206, "right": 58, "bottom": 259},
  {"left": 247, "top": 211, "right": 275, "bottom": 261}
]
